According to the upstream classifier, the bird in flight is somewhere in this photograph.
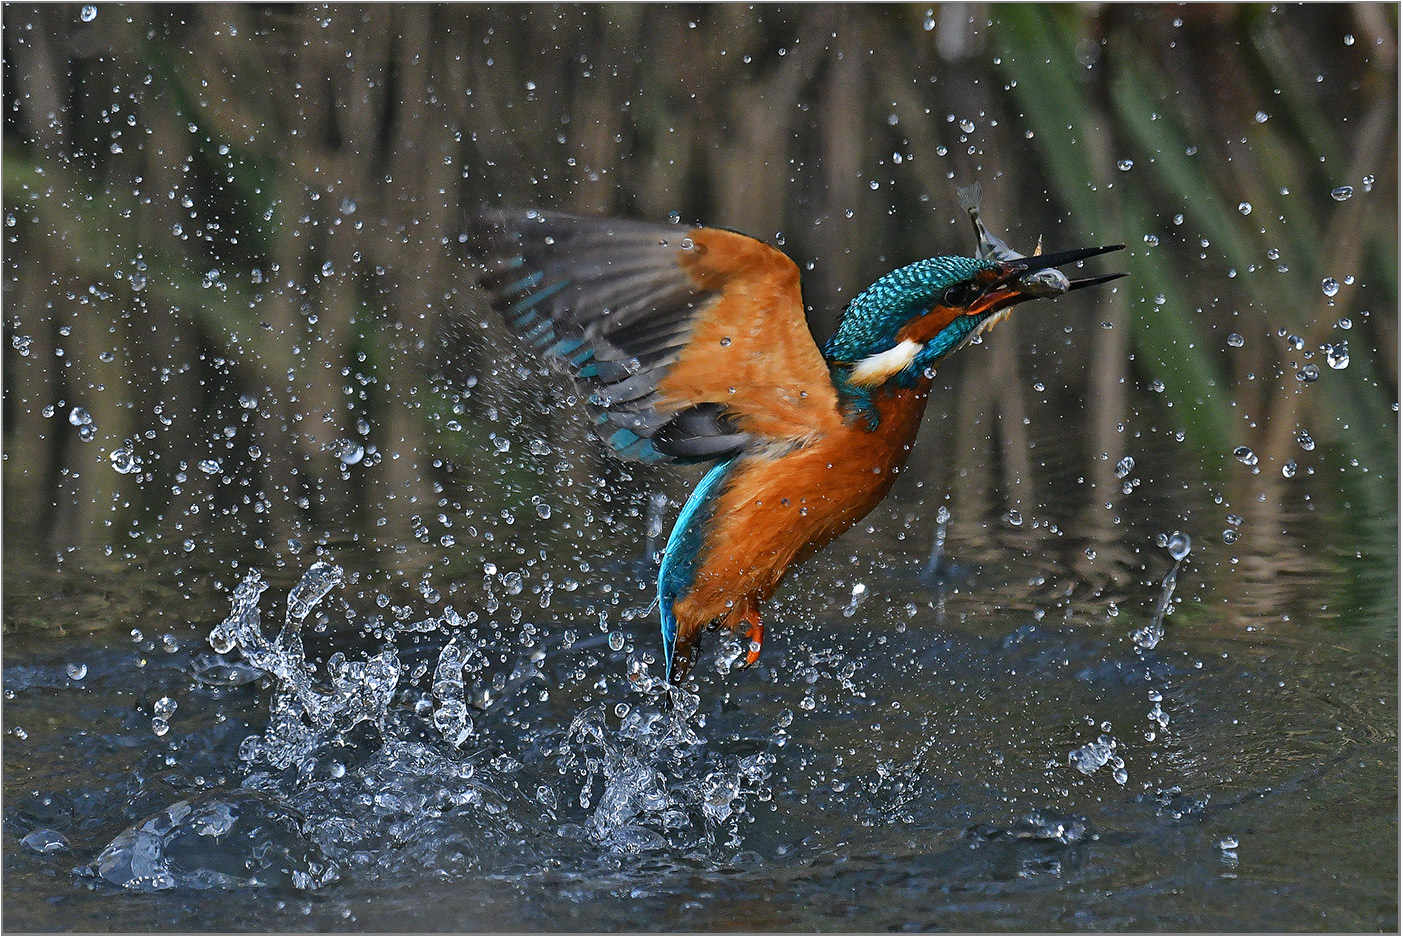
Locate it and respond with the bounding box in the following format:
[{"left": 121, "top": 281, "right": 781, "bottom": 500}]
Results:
[{"left": 466, "top": 186, "right": 1123, "bottom": 685}]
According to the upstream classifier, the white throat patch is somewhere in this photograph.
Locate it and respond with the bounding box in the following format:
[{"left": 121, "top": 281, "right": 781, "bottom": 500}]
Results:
[{"left": 848, "top": 339, "right": 921, "bottom": 387}]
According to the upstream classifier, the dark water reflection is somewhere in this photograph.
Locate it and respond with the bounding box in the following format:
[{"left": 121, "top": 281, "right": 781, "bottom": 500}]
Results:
[{"left": 3, "top": 416, "right": 1395, "bottom": 932}]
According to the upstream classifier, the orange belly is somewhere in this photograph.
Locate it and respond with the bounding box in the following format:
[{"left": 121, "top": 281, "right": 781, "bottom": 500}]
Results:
[{"left": 670, "top": 382, "right": 931, "bottom": 644}]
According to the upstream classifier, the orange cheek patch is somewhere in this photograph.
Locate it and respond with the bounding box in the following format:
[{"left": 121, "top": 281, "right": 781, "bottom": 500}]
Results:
[{"left": 896, "top": 306, "right": 961, "bottom": 344}]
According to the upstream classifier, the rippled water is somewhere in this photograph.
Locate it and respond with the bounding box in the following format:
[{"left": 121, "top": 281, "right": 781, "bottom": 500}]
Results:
[{"left": 4, "top": 421, "right": 1396, "bottom": 931}]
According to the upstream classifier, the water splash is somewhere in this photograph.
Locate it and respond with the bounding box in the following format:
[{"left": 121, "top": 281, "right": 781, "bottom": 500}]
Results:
[
  {"left": 92, "top": 561, "right": 779, "bottom": 891},
  {"left": 1134, "top": 533, "right": 1191, "bottom": 650},
  {"left": 89, "top": 790, "right": 337, "bottom": 890},
  {"left": 430, "top": 638, "right": 481, "bottom": 747},
  {"left": 1069, "top": 734, "right": 1127, "bottom": 785},
  {"left": 560, "top": 681, "right": 775, "bottom": 855},
  {"left": 211, "top": 563, "right": 401, "bottom": 770},
  {"left": 924, "top": 505, "right": 951, "bottom": 580}
]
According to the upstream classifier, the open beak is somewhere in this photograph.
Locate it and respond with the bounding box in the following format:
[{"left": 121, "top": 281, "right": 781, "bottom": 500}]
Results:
[
  {"left": 997, "top": 243, "right": 1127, "bottom": 298},
  {"left": 965, "top": 243, "right": 1126, "bottom": 320}
]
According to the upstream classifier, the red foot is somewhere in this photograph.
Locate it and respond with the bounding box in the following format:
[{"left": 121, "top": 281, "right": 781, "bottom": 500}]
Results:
[{"left": 740, "top": 608, "right": 764, "bottom": 668}]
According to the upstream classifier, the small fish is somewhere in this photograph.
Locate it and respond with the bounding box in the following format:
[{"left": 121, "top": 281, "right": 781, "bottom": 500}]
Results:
[{"left": 956, "top": 182, "right": 1069, "bottom": 297}]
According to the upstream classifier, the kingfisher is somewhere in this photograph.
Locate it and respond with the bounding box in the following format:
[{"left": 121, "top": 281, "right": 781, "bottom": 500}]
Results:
[{"left": 466, "top": 185, "right": 1123, "bottom": 685}]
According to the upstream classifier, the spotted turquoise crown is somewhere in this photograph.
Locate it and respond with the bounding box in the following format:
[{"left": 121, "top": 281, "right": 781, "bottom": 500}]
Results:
[{"left": 822, "top": 255, "right": 996, "bottom": 364}]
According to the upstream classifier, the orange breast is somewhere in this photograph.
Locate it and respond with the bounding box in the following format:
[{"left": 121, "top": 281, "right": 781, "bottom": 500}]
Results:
[{"left": 670, "top": 381, "right": 932, "bottom": 638}]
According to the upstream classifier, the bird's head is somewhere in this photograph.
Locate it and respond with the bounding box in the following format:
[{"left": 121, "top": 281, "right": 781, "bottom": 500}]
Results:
[{"left": 823, "top": 244, "right": 1125, "bottom": 392}]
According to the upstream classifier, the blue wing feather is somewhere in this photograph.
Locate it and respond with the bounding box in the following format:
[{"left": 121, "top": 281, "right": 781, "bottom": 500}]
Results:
[{"left": 466, "top": 210, "right": 753, "bottom": 465}]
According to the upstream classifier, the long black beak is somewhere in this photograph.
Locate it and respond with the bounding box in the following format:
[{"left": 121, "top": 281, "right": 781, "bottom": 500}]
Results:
[{"left": 992, "top": 244, "right": 1127, "bottom": 297}]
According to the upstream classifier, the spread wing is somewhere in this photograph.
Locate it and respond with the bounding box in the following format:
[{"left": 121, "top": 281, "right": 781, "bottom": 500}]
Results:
[{"left": 465, "top": 210, "right": 844, "bottom": 463}]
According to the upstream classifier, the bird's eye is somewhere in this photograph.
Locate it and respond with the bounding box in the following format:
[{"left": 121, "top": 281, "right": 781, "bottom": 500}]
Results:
[{"left": 941, "top": 282, "right": 981, "bottom": 307}]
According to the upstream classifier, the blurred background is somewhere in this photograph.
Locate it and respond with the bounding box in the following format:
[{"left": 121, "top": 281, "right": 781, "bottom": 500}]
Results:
[
  {"left": 2, "top": 6, "right": 1397, "bottom": 930},
  {"left": 2, "top": 2, "right": 1396, "bottom": 610}
]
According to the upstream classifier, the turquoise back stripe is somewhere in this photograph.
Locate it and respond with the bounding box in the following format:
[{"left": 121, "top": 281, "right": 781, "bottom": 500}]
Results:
[{"left": 657, "top": 457, "right": 736, "bottom": 682}]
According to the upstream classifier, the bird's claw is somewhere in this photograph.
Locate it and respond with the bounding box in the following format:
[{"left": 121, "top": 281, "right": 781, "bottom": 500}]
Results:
[{"left": 740, "top": 610, "right": 764, "bottom": 669}]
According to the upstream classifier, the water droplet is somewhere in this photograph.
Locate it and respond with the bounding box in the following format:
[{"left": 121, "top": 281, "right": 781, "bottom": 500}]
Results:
[
  {"left": 1115, "top": 456, "right": 1135, "bottom": 479},
  {"left": 719, "top": 336, "right": 732, "bottom": 347},
  {"left": 109, "top": 443, "right": 141, "bottom": 475},
  {"left": 66, "top": 662, "right": 88, "bottom": 680},
  {"left": 1321, "top": 277, "right": 1340, "bottom": 297},
  {"left": 841, "top": 582, "right": 869, "bottom": 617},
  {"left": 1254, "top": 111, "right": 1269, "bottom": 123},
  {"left": 1237, "top": 201, "right": 1252, "bottom": 215},
  {"left": 1336, "top": 317, "right": 1352, "bottom": 330},
  {"left": 1297, "top": 430, "right": 1315, "bottom": 451},
  {"left": 1285, "top": 334, "right": 1304, "bottom": 351},
  {"left": 1325, "top": 341, "right": 1349, "bottom": 369},
  {"left": 1143, "top": 234, "right": 1159, "bottom": 246},
  {"left": 239, "top": 394, "right": 259, "bottom": 409},
  {"left": 1232, "top": 446, "right": 1258, "bottom": 467},
  {"left": 534, "top": 500, "right": 552, "bottom": 520},
  {"left": 198, "top": 458, "right": 222, "bottom": 475},
  {"left": 1330, "top": 186, "right": 1353, "bottom": 201},
  {"left": 608, "top": 631, "right": 625, "bottom": 652},
  {"left": 1296, "top": 364, "right": 1320, "bottom": 383},
  {"left": 1117, "top": 159, "right": 1134, "bottom": 171},
  {"left": 1150, "top": 379, "right": 1165, "bottom": 393},
  {"left": 1222, "top": 529, "right": 1238, "bottom": 545},
  {"left": 331, "top": 439, "right": 364, "bottom": 465},
  {"left": 1167, "top": 532, "right": 1192, "bottom": 561},
  {"left": 1004, "top": 509, "right": 1023, "bottom": 527},
  {"left": 1281, "top": 460, "right": 1298, "bottom": 478},
  {"left": 1226, "top": 333, "right": 1245, "bottom": 348},
  {"left": 79, "top": 4, "right": 97, "bottom": 21},
  {"left": 68, "top": 406, "right": 91, "bottom": 427},
  {"left": 1362, "top": 174, "right": 1374, "bottom": 193},
  {"left": 1218, "top": 835, "right": 1239, "bottom": 851},
  {"left": 959, "top": 118, "right": 975, "bottom": 134}
]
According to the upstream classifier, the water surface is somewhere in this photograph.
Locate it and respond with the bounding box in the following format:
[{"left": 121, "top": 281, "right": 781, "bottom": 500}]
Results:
[{"left": 4, "top": 421, "right": 1395, "bottom": 932}]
